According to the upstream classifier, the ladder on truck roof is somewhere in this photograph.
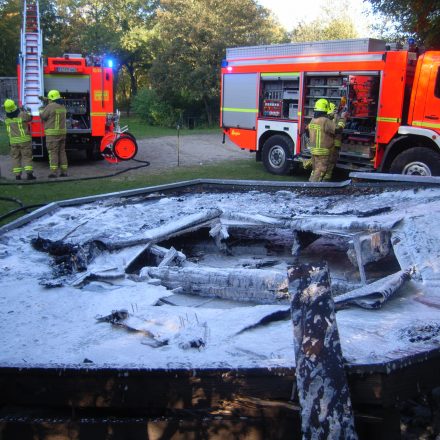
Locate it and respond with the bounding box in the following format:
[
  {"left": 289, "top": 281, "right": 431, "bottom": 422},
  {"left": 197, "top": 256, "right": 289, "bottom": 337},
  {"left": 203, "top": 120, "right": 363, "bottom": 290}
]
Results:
[{"left": 19, "top": 0, "right": 44, "bottom": 116}]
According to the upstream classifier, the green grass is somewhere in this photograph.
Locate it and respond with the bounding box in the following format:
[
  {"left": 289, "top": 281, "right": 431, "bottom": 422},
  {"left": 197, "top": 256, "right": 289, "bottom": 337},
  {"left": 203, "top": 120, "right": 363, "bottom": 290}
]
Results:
[
  {"left": 120, "top": 116, "right": 221, "bottom": 139},
  {"left": 0, "top": 159, "right": 308, "bottom": 226}
]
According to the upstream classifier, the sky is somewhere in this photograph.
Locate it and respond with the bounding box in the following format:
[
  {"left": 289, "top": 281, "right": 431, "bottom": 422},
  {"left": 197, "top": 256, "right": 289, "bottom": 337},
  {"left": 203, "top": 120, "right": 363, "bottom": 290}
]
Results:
[{"left": 257, "top": 0, "right": 374, "bottom": 37}]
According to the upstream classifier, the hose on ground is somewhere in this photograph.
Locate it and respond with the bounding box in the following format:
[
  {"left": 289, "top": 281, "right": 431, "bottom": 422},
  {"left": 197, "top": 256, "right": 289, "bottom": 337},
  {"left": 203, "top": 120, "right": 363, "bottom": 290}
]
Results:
[
  {"left": 0, "top": 204, "right": 45, "bottom": 223},
  {"left": 0, "top": 160, "right": 150, "bottom": 222},
  {"left": 0, "top": 159, "right": 151, "bottom": 186}
]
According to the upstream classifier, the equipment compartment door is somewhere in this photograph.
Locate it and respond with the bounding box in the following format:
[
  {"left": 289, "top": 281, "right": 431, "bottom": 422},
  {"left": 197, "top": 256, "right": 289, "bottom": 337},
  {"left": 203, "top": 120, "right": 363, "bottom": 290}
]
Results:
[
  {"left": 422, "top": 64, "right": 440, "bottom": 131},
  {"left": 222, "top": 73, "right": 258, "bottom": 130}
]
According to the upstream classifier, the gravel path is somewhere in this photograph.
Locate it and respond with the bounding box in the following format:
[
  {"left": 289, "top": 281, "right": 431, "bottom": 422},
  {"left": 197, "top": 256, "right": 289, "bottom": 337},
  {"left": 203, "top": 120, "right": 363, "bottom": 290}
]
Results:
[{"left": 0, "top": 133, "right": 253, "bottom": 180}]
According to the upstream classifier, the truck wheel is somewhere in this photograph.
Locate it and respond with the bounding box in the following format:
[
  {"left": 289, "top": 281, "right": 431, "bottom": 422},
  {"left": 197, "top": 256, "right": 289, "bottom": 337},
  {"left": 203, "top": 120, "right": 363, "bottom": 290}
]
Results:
[
  {"left": 86, "top": 142, "right": 104, "bottom": 161},
  {"left": 389, "top": 147, "right": 440, "bottom": 176},
  {"left": 262, "top": 135, "right": 293, "bottom": 175}
]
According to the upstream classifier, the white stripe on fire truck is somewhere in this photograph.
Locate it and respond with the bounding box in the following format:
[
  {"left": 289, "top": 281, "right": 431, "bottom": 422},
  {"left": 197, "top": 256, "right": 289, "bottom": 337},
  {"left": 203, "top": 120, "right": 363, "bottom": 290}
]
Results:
[
  {"left": 45, "top": 74, "right": 89, "bottom": 78},
  {"left": 227, "top": 53, "right": 384, "bottom": 67},
  {"left": 261, "top": 72, "right": 299, "bottom": 77}
]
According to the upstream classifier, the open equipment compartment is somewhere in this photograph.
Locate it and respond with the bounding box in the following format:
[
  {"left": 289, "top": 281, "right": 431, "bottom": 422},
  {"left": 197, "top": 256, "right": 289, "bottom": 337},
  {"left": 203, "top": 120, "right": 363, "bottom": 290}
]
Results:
[
  {"left": 301, "top": 72, "right": 380, "bottom": 168},
  {"left": 260, "top": 72, "right": 300, "bottom": 120}
]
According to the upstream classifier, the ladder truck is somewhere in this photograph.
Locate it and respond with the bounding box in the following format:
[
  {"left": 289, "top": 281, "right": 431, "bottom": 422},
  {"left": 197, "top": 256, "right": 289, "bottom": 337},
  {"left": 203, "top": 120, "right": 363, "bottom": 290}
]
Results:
[
  {"left": 220, "top": 39, "right": 440, "bottom": 176},
  {"left": 17, "top": 0, "right": 137, "bottom": 163}
]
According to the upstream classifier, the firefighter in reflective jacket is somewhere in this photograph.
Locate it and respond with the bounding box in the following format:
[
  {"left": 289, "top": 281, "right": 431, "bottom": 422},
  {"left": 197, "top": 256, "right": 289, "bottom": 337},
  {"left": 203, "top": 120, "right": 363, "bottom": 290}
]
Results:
[
  {"left": 3, "top": 99, "right": 36, "bottom": 180},
  {"left": 308, "top": 99, "right": 336, "bottom": 182},
  {"left": 39, "top": 89, "right": 68, "bottom": 178},
  {"left": 325, "top": 98, "right": 347, "bottom": 180}
]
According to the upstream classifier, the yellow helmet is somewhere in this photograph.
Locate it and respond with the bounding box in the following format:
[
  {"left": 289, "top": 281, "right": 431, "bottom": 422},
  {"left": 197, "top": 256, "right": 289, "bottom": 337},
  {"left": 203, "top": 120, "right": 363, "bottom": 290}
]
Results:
[
  {"left": 47, "top": 90, "right": 61, "bottom": 101},
  {"left": 314, "top": 98, "right": 329, "bottom": 112},
  {"left": 3, "top": 99, "right": 17, "bottom": 113},
  {"left": 327, "top": 102, "right": 336, "bottom": 115}
]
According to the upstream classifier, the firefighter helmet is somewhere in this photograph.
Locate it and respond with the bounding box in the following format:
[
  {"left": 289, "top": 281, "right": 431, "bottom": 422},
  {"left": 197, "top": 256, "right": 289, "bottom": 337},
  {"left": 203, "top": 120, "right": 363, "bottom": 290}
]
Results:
[
  {"left": 47, "top": 90, "right": 61, "bottom": 101},
  {"left": 327, "top": 102, "right": 336, "bottom": 115},
  {"left": 314, "top": 98, "right": 329, "bottom": 112},
  {"left": 3, "top": 99, "right": 17, "bottom": 113}
]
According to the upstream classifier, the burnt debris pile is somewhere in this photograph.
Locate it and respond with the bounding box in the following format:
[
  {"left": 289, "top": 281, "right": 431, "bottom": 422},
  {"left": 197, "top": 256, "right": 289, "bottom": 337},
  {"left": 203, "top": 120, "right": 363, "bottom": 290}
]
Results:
[{"left": 27, "top": 188, "right": 413, "bottom": 310}]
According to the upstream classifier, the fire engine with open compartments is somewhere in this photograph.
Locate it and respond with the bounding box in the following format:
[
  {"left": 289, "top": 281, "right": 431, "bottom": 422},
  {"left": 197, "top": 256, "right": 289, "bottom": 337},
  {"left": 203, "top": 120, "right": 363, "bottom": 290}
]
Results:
[
  {"left": 17, "top": 0, "right": 137, "bottom": 162},
  {"left": 220, "top": 38, "right": 440, "bottom": 176}
]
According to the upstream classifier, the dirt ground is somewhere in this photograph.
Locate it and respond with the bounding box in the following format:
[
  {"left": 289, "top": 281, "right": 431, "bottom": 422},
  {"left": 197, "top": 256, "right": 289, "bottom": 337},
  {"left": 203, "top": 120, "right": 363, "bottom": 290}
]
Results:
[{"left": 0, "top": 133, "right": 253, "bottom": 180}]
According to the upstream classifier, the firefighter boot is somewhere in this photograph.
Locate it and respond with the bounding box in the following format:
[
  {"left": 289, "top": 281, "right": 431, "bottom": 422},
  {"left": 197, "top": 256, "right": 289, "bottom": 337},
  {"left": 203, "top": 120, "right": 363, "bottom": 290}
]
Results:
[
  {"left": 15, "top": 174, "right": 22, "bottom": 180},
  {"left": 27, "top": 172, "right": 36, "bottom": 180}
]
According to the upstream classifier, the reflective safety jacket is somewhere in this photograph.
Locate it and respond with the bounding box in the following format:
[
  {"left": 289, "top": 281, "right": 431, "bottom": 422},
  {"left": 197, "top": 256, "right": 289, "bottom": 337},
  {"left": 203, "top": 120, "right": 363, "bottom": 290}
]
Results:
[
  {"left": 334, "top": 116, "right": 346, "bottom": 148},
  {"left": 39, "top": 101, "right": 67, "bottom": 136},
  {"left": 5, "top": 110, "right": 32, "bottom": 145},
  {"left": 308, "top": 116, "right": 335, "bottom": 156}
]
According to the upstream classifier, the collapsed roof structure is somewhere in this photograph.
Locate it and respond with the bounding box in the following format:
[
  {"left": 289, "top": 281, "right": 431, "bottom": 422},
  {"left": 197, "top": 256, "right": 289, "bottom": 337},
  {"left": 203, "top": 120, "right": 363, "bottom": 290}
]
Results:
[{"left": 1, "top": 175, "right": 440, "bottom": 438}]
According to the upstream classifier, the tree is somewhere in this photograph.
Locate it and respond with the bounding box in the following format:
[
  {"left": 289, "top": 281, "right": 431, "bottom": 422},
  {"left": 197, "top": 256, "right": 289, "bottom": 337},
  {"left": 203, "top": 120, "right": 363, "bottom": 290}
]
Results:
[
  {"left": 55, "top": 0, "right": 158, "bottom": 106},
  {"left": 0, "top": 0, "right": 64, "bottom": 75},
  {"left": 290, "top": 3, "right": 359, "bottom": 42},
  {"left": 0, "top": 0, "right": 20, "bottom": 76},
  {"left": 148, "top": 0, "right": 288, "bottom": 126},
  {"left": 365, "top": 0, "right": 440, "bottom": 48}
]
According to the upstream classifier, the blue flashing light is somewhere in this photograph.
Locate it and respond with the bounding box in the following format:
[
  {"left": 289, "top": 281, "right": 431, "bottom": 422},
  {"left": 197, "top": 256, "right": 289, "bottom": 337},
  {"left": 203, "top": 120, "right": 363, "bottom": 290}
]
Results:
[
  {"left": 221, "top": 59, "right": 228, "bottom": 68},
  {"left": 107, "top": 59, "right": 114, "bottom": 69}
]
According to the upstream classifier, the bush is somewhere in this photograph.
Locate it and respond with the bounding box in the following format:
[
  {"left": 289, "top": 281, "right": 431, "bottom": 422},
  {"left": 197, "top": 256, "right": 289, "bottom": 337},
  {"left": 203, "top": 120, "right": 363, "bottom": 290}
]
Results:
[{"left": 132, "top": 88, "right": 180, "bottom": 127}]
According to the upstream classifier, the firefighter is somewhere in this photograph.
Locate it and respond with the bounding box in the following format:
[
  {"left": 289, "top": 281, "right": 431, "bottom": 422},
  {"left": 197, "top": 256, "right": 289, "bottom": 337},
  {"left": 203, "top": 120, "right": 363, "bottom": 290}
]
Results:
[
  {"left": 308, "top": 98, "right": 336, "bottom": 182},
  {"left": 39, "top": 89, "right": 68, "bottom": 178},
  {"left": 324, "top": 98, "right": 347, "bottom": 181},
  {"left": 3, "top": 99, "right": 36, "bottom": 180}
]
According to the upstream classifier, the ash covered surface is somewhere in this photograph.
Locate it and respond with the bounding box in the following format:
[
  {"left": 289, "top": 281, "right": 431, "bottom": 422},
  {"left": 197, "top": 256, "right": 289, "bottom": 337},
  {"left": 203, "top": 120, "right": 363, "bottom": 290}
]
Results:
[{"left": 1, "top": 183, "right": 440, "bottom": 371}]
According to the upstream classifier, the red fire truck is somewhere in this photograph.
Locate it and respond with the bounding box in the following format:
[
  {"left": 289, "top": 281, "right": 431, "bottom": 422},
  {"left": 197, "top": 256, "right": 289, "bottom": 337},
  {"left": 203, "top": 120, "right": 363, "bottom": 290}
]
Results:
[
  {"left": 17, "top": 0, "right": 137, "bottom": 162},
  {"left": 220, "top": 39, "right": 440, "bottom": 176}
]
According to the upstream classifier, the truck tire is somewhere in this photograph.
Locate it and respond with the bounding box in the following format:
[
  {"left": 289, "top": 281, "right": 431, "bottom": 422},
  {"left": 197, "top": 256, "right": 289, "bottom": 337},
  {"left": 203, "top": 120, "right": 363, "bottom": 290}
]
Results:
[
  {"left": 262, "top": 135, "right": 293, "bottom": 175},
  {"left": 389, "top": 147, "right": 440, "bottom": 176},
  {"left": 86, "top": 141, "right": 104, "bottom": 161}
]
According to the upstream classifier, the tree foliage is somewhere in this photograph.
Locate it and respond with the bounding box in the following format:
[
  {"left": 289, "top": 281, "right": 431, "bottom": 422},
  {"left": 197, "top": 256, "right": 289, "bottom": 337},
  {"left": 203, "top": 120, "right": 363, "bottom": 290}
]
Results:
[
  {"left": 54, "top": 0, "right": 158, "bottom": 102},
  {"left": 0, "top": 0, "right": 64, "bottom": 75},
  {"left": 366, "top": 0, "right": 440, "bottom": 48},
  {"left": 148, "top": 0, "right": 288, "bottom": 126},
  {"left": 0, "top": 0, "right": 20, "bottom": 76},
  {"left": 290, "top": 3, "right": 358, "bottom": 42}
]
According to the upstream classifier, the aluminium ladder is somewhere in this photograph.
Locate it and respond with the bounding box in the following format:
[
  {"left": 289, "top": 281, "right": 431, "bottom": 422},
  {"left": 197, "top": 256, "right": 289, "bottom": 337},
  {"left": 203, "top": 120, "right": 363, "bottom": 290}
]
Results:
[
  {"left": 19, "top": 0, "right": 44, "bottom": 115},
  {"left": 19, "top": 0, "right": 45, "bottom": 156}
]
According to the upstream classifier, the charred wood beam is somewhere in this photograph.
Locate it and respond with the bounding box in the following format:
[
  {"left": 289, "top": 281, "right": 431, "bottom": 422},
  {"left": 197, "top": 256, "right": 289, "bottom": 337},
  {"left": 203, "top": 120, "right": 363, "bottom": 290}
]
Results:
[
  {"left": 209, "top": 221, "right": 229, "bottom": 251},
  {"left": 158, "top": 247, "right": 182, "bottom": 268},
  {"left": 288, "top": 263, "right": 358, "bottom": 440},
  {"left": 147, "top": 266, "right": 289, "bottom": 304},
  {"left": 335, "top": 268, "right": 414, "bottom": 310},
  {"left": 352, "top": 234, "right": 367, "bottom": 285},
  {"left": 126, "top": 244, "right": 186, "bottom": 274},
  {"left": 102, "top": 209, "right": 222, "bottom": 251},
  {"left": 347, "top": 231, "right": 392, "bottom": 268},
  {"left": 223, "top": 211, "right": 401, "bottom": 233},
  {"left": 151, "top": 244, "right": 186, "bottom": 262}
]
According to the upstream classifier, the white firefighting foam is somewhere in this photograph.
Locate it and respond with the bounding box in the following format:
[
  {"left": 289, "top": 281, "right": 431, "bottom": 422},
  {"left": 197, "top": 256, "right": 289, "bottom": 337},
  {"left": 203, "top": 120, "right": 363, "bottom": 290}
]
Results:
[{"left": 1, "top": 185, "right": 440, "bottom": 370}]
